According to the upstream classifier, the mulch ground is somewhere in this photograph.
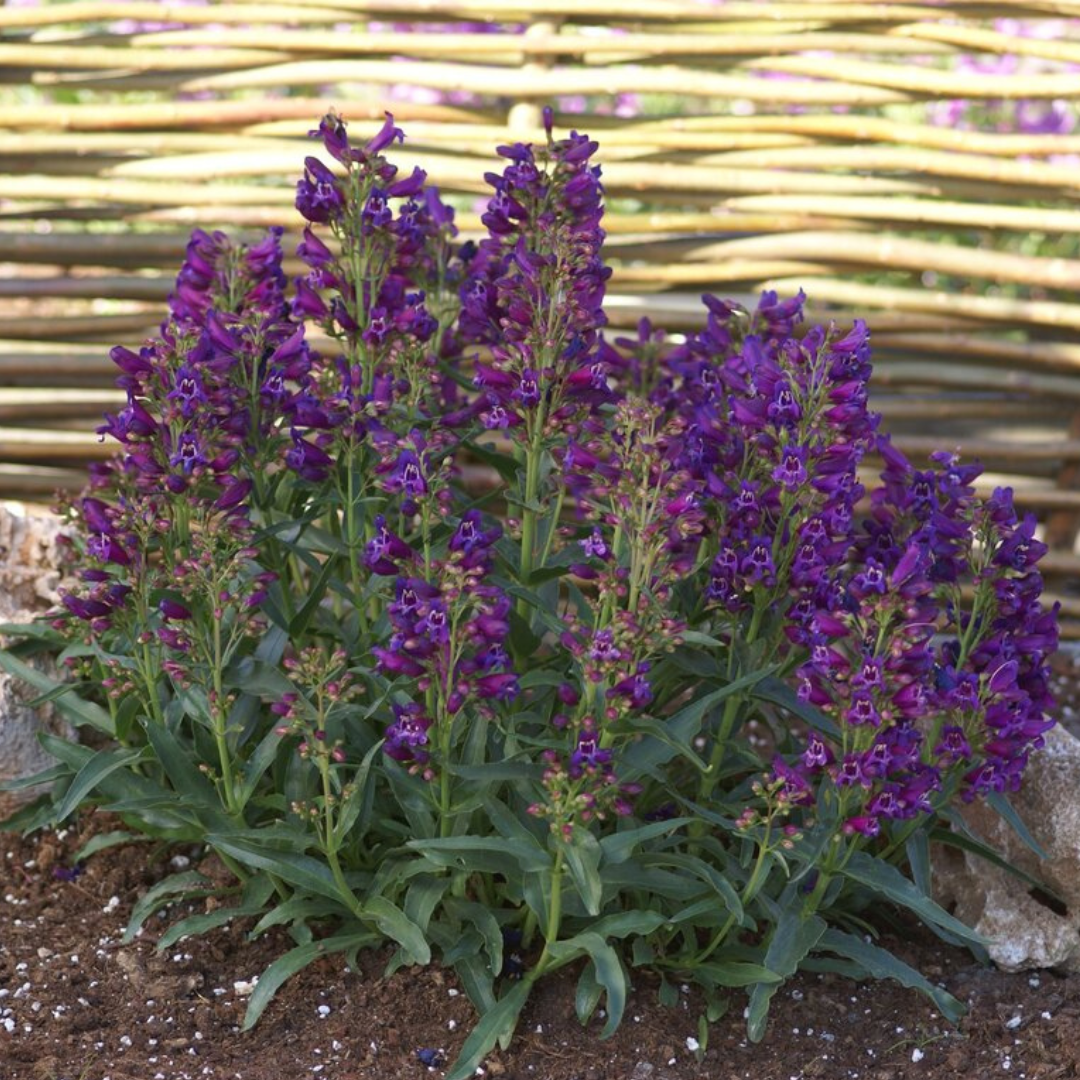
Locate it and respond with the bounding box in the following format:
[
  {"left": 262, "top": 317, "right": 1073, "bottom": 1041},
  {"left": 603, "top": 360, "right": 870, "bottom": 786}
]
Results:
[{"left": 4, "top": 653, "right": 1080, "bottom": 1080}]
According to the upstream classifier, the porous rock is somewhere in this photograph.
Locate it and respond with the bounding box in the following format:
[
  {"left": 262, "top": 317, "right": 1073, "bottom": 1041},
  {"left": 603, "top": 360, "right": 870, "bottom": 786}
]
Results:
[
  {"left": 933, "top": 723, "right": 1080, "bottom": 972},
  {"left": 0, "top": 501, "right": 74, "bottom": 819}
]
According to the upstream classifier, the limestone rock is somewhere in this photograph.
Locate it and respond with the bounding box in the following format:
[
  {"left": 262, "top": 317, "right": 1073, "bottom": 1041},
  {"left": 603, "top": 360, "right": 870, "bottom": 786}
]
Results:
[
  {"left": 934, "top": 723, "right": 1080, "bottom": 971},
  {"left": 0, "top": 501, "right": 75, "bottom": 819}
]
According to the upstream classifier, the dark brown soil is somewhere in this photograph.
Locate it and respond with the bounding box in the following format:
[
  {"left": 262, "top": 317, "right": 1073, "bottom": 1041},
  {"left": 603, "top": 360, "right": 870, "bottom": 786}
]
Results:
[{"left": 4, "top": 652, "right": 1080, "bottom": 1080}]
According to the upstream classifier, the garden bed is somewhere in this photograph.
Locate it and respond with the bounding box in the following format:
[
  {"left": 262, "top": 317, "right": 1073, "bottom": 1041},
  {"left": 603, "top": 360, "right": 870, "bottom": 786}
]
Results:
[
  {"left": 4, "top": 646, "right": 1080, "bottom": 1080},
  {"left": 2, "top": 809, "right": 1077, "bottom": 1080}
]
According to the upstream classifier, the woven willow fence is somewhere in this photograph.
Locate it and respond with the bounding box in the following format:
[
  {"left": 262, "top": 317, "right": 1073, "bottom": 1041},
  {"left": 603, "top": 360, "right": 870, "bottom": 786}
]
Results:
[{"left": 2, "top": 0, "right": 1080, "bottom": 628}]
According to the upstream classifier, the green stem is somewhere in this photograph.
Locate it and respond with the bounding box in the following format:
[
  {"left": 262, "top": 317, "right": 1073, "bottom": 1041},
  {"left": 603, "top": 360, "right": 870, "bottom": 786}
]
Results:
[
  {"left": 532, "top": 847, "right": 565, "bottom": 976},
  {"left": 211, "top": 617, "right": 239, "bottom": 818},
  {"left": 538, "top": 484, "right": 565, "bottom": 569},
  {"left": 516, "top": 393, "right": 549, "bottom": 622},
  {"left": 697, "top": 602, "right": 766, "bottom": 805},
  {"left": 139, "top": 641, "right": 163, "bottom": 725},
  {"left": 693, "top": 821, "right": 773, "bottom": 965}
]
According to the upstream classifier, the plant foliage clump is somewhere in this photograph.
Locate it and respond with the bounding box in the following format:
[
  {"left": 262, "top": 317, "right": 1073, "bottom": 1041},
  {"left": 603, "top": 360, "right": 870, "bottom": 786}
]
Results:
[{"left": 0, "top": 110, "right": 1059, "bottom": 1078}]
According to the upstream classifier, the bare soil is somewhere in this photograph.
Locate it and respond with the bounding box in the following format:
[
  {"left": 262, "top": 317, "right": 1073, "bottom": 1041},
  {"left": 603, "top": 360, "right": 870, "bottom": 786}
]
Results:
[{"left": 3, "top": 654, "right": 1080, "bottom": 1080}]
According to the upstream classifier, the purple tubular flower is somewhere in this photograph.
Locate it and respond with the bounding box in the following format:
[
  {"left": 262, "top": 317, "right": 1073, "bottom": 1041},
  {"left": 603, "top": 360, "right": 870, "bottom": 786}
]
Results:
[
  {"left": 313, "top": 112, "right": 354, "bottom": 165},
  {"left": 156, "top": 626, "right": 190, "bottom": 652},
  {"left": 80, "top": 497, "right": 113, "bottom": 535},
  {"left": 60, "top": 592, "right": 113, "bottom": 621},
  {"left": 449, "top": 510, "right": 502, "bottom": 569},
  {"left": 214, "top": 478, "right": 252, "bottom": 512},
  {"left": 286, "top": 431, "right": 334, "bottom": 482},
  {"left": 296, "top": 157, "right": 345, "bottom": 224},
  {"left": 384, "top": 702, "right": 432, "bottom": 764},
  {"left": 365, "top": 515, "right": 415, "bottom": 575},
  {"left": 365, "top": 112, "right": 405, "bottom": 156},
  {"left": 387, "top": 166, "right": 426, "bottom": 199},
  {"left": 372, "top": 646, "right": 425, "bottom": 678},
  {"left": 570, "top": 729, "right": 613, "bottom": 777},
  {"left": 170, "top": 430, "right": 206, "bottom": 474},
  {"left": 474, "top": 672, "right": 519, "bottom": 701},
  {"left": 86, "top": 532, "right": 130, "bottom": 566},
  {"left": 842, "top": 815, "right": 881, "bottom": 838},
  {"left": 608, "top": 668, "right": 653, "bottom": 710},
  {"left": 159, "top": 599, "right": 192, "bottom": 620},
  {"left": 772, "top": 444, "right": 808, "bottom": 490}
]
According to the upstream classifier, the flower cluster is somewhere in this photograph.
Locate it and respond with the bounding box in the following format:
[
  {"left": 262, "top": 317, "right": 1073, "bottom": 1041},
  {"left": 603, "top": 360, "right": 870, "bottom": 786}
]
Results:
[
  {"left": 97, "top": 226, "right": 306, "bottom": 506},
  {"left": 776, "top": 442, "right": 1057, "bottom": 836},
  {"left": 59, "top": 228, "right": 304, "bottom": 653},
  {"left": 455, "top": 107, "right": 614, "bottom": 437},
  {"left": 642, "top": 296, "right": 878, "bottom": 639},
  {"left": 291, "top": 112, "right": 462, "bottom": 446},
  {"left": 29, "top": 113, "right": 1064, "bottom": 1066},
  {"left": 366, "top": 508, "right": 518, "bottom": 768}
]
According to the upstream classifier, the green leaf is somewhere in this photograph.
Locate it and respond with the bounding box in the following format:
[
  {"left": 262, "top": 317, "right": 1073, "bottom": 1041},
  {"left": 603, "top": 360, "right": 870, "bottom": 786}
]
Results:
[
  {"left": 549, "top": 932, "right": 626, "bottom": 1038},
  {"left": 575, "top": 960, "right": 603, "bottom": 1026},
  {"left": 624, "top": 716, "right": 710, "bottom": 773},
  {"left": 223, "top": 658, "right": 293, "bottom": 699},
  {"left": 249, "top": 895, "right": 343, "bottom": 938},
  {"left": 407, "top": 836, "right": 550, "bottom": 875},
  {"left": 747, "top": 909, "right": 827, "bottom": 1042},
  {"left": 622, "top": 668, "right": 775, "bottom": 777},
  {"left": 123, "top": 870, "right": 214, "bottom": 944},
  {"left": 144, "top": 723, "right": 229, "bottom": 824},
  {"left": 643, "top": 852, "right": 744, "bottom": 925},
  {"left": 384, "top": 759, "right": 435, "bottom": 839},
  {"left": 453, "top": 951, "right": 497, "bottom": 1016},
  {"left": 517, "top": 670, "right": 571, "bottom": 691},
  {"left": 602, "top": 863, "right": 701, "bottom": 901},
  {"left": 987, "top": 790, "right": 1048, "bottom": 860},
  {"left": 25, "top": 680, "right": 97, "bottom": 710},
  {"left": 696, "top": 961, "right": 783, "bottom": 989},
  {"left": 463, "top": 439, "right": 521, "bottom": 485},
  {"left": 905, "top": 830, "right": 931, "bottom": 897},
  {"left": 74, "top": 830, "right": 143, "bottom": 863},
  {"left": 157, "top": 877, "right": 276, "bottom": 950},
  {"left": 237, "top": 724, "right": 286, "bottom": 809},
  {"left": 446, "top": 760, "right": 543, "bottom": 783},
  {"left": 598, "top": 818, "right": 693, "bottom": 865},
  {"left": 482, "top": 794, "right": 548, "bottom": 851},
  {"left": 753, "top": 677, "right": 841, "bottom": 740},
  {"left": 332, "top": 740, "right": 383, "bottom": 847},
  {"left": 678, "top": 630, "right": 727, "bottom": 650},
  {"left": 444, "top": 898, "right": 503, "bottom": 979},
  {"left": 0, "top": 763, "right": 68, "bottom": 793},
  {"left": 404, "top": 874, "right": 450, "bottom": 933},
  {"left": 523, "top": 870, "right": 553, "bottom": 929},
  {"left": 563, "top": 829, "right": 603, "bottom": 917},
  {"left": 931, "top": 823, "right": 1063, "bottom": 901},
  {"left": 243, "top": 930, "right": 375, "bottom": 1030},
  {"left": 54, "top": 746, "right": 146, "bottom": 822},
  {"left": 841, "top": 851, "right": 985, "bottom": 947},
  {"left": 589, "top": 910, "right": 667, "bottom": 941},
  {"left": 0, "top": 621, "right": 62, "bottom": 642},
  {"left": 0, "top": 650, "right": 114, "bottom": 735},
  {"left": 445, "top": 980, "right": 531, "bottom": 1080},
  {"left": 363, "top": 896, "right": 431, "bottom": 965},
  {"left": 0, "top": 794, "right": 55, "bottom": 832},
  {"left": 209, "top": 835, "right": 346, "bottom": 907},
  {"left": 38, "top": 735, "right": 196, "bottom": 833},
  {"left": 288, "top": 552, "right": 337, "bottom": 638},
  {"left": 818, "top": 928, "right": 967, "bottom": 1023}
]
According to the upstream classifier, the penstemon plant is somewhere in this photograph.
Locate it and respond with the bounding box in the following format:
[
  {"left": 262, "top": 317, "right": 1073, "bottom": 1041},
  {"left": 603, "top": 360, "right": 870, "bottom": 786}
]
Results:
[{"left": 0, "top": 109, "right": 1059, "bottom": 1078}]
